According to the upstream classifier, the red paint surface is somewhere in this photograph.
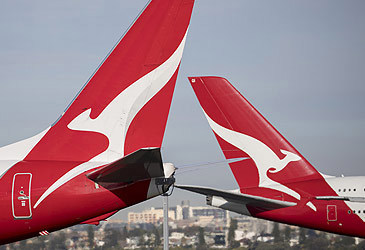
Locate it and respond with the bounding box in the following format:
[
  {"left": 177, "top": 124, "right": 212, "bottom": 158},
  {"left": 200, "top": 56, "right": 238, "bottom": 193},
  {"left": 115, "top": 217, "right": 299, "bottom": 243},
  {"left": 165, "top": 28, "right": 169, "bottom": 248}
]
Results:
[{"left": 0, "top": 0, "right": 195, "bottom": 244}]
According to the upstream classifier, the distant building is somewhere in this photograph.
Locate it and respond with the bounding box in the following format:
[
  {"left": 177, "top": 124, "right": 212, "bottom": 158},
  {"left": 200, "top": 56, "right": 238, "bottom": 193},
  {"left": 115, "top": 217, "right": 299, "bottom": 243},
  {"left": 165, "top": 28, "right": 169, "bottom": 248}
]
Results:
[
  {"left": 128, "top": 207, "right": 175, "bottom": 224},
  {"left": 234, "top": 215, "right": 274, "bottom": 236},
  {"left": 168, "top": 204, "right": 183, "bottom": 221},
  {"left": 128, "top": 201, "right": 229, "bottom": 225},
  {"left": 190, "top": 206, "right": 228, "bottom": 220},
  {"left": 181, "top": 200, "right": 191, "bottom": 220}
]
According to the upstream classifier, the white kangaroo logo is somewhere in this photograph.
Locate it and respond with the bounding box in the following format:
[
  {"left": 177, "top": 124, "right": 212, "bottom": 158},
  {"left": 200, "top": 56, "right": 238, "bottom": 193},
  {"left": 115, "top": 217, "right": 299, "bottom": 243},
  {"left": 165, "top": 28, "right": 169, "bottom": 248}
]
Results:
[
  {"left": 68, "top": 31, "right": 188, "bottom": 163},
  {"left": 33, "top": 31, "right": 188, "bottom": 209},
  {"left": 204, "top": 112, "right": 302, "bottom": 200}
]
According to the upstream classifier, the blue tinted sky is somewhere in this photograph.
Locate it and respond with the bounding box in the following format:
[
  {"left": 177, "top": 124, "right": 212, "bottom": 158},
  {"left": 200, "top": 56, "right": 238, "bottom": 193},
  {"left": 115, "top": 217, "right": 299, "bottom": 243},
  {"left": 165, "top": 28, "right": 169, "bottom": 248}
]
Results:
[{"left": 0, "top": 1, "right": 364, "bottom": 219}]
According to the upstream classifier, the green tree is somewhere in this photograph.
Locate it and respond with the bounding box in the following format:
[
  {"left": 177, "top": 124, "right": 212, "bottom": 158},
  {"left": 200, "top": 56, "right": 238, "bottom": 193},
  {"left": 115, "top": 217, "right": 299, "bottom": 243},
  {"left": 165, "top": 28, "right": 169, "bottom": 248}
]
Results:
[
  {"left": 356, "top": 239, "right": 365, "bottom": 250},
  {"left": 139, "top": 234, "right": 146, "bottom": 248},
  {"left": 304, "top": 235, "right": 330, "bottom": 250},
  {"left": 49, "top": 232, "right": 66, "bottom": 250},
  {"left": 104, "top": 228, "right": 119, "bottom": 249},
  {"left": 272, "top": 223, "right": 282, "bottom": 243},
  {"left": 87, "top": 225, "right": 95, "bottom": 249},
  {"left": 27, "top": 236, "right": 47, "bottom": 250},
  {"left": 299, "top": 227, "right": 307, "bottom": 245},
  {"left": 197, "top": 227, "right": 207, "bottom": 250},
  {"left": 307, "top": 229, "right": 318, "bottom": 239},
  {"left": 19, "top": 239, "right": 27, "bottom": 249},
  {"left": 332, "top": 235, "right": 356, "bottom": 249},
  {"left": 255, "top": 242, "right": 272, "bottom": 250},
  {"left": 228, "top": 218, "right": 238, "bottom": 248},
  {"left": 182, "top": 226, "right": 200, "bottom": 237},
  {"left": 38, "top": 236, "right": 46, "bottom": 250},
  {"left": 256, "top": 241, "right": 289, "bottom": 250},
  {"left": 129, "top": 228, "right": 146, "bottom": 237},
  {"left": 284, "top": 226, "right": 291, "bottom": 243},
  {"left": 153, "top": 225, "right": 161, "bottom": 247},
  {"left": 340, "top": 235, "right": 356, "bottom": 246},
  {"left": 121, "top": 226, "right": 128, "bottom": 241}
]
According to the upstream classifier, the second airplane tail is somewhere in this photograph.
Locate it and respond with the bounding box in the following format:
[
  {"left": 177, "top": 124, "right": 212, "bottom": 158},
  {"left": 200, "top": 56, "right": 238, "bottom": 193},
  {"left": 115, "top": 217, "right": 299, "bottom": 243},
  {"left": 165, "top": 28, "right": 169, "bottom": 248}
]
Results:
[{"left": 189, "top": 76, "right": 324, "bottom": 201}]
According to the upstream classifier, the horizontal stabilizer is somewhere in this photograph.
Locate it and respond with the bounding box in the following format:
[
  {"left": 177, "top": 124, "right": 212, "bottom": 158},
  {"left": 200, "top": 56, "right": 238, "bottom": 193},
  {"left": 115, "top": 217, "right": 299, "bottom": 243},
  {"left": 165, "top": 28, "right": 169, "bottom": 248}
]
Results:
[
  {"left": 316, "top": 196, "right": 365, "bottom": 203},
  {"left": 176, "top": 185, "right": 296, "bottom": 210},
  {"left": 87, "top": 148, "right": 165, "bottom": 184}
]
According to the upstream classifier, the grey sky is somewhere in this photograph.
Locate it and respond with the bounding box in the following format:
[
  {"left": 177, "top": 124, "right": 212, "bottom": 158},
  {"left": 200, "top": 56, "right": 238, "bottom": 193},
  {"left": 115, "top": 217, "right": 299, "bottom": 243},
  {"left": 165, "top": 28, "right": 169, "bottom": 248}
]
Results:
[{"left": 0, "top": 1, "right": 364, "bottom": 219}]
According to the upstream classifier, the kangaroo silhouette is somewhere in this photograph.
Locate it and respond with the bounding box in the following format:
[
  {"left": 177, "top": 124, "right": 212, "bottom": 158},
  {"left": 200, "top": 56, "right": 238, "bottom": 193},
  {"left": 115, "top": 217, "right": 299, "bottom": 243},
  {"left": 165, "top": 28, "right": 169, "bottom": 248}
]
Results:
[
  {"left": 33, "top": 31, "right": 188, "bottom": 209},
  {"left": 204, "top": 112, "right": 302, "bottom": 201}
]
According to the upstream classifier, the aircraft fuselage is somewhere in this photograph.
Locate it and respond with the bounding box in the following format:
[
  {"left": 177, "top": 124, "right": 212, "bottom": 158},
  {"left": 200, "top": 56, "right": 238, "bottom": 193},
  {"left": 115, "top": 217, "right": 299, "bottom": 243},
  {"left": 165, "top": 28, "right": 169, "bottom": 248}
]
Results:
[{"left": 0, "top": 160, "right": 160, "bottom": 244}]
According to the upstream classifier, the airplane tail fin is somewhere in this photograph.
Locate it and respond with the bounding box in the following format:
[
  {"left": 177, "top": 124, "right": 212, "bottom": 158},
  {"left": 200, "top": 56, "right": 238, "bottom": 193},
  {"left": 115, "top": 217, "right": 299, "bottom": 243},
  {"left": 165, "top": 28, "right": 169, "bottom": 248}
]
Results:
[
  {"left": 188, "top": 76, "right": 322, "bottom": 197},
  {"left": 0, "top": 0, "right": 195, "bottom": 164}
]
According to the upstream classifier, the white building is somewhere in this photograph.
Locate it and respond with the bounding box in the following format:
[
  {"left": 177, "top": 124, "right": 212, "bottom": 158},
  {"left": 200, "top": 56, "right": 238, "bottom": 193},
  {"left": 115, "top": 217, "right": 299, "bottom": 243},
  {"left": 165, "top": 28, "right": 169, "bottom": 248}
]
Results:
[
  {"left": 128, "top": 207, "right": 175, "bottom": 224},
  {"left": 128, "top": 201, "right": 229, "bottom": 225}
]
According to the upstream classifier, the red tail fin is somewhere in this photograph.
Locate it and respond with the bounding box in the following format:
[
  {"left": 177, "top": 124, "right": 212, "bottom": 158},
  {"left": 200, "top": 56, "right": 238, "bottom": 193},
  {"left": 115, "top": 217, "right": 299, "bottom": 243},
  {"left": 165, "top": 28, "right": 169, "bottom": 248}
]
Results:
[
  {"left": 189, "top": 76, "right": 323, "bottom": 200},
  {"left": 17, "top": 0, "right": 194, "bottom": 163}
]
